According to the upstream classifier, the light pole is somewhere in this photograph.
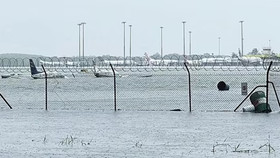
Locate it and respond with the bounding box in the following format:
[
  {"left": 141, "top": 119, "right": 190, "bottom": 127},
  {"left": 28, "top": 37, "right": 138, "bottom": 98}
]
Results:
[
  {"left": 160, "top": 26, "right": 164, "bottom": 59},
  {"left": 189, "top": 31, "right": 192, "bottom": 56},
  {"left": 122, "top": 21, "right": 126, "bottom": 66},
  {"left": 78, "top": 23, "right": 82, "bottom": 62},
  {"left": 240, "top": 21, "right": 244, "bottom": 57},
  {"left": 81, "top": 22, "right": 86, "bottom": 63},
  {"left": 129, "top": 25, "right": 132, "bottom": 66},
  {"left": 218, "top": 37, "right": 221, "bottom": 56},
  {"left": 182, "top": 21, "right": 186, "bottom": 58}
]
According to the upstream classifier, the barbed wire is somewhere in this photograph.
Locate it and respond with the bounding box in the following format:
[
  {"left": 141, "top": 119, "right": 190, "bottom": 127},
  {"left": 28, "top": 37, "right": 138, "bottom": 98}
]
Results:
[{"left": 0, "top": 56, "right": 279, "bottom": 72}]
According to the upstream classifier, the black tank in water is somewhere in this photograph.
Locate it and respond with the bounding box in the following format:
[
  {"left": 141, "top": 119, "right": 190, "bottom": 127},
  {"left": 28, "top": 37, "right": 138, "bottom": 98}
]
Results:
[{"left": 217, "top": 81, "right": 229, "bottom": 91}]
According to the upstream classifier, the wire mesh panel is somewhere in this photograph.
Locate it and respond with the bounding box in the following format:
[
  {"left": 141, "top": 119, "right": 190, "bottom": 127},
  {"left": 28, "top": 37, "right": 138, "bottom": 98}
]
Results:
[
  {"left": 267, "top": 71, "right": 280, "bottom": 111},
  {"left": 0, "top": 68, "right": 189, "bottom": 111},
  {"left": 45, "top": 74, "right": 115, "bottom": 110},
  {"left": 114, "top": 69, "right": 189, "bottom": 111},
  {"left": 190, "top": 70, "right": 267, "bottom": 112},
  {"left": 0, "top": 56, "right": 280, "bottom": 112},
  {"left": 0, "top": 78, "right": 46, "bottom": 110}
]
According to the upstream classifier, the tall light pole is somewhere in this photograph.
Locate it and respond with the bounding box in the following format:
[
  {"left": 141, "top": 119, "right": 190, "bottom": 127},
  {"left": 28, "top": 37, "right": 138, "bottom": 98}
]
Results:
[
  {"left": 81, "top": 22, "right": 86, "bottom": 62},
  {"left": 122, "top": 21, "right": 126, "bottom": 66},
  {"left": 218, "top": 37, "right": 221, "bottom": 56},
  {"left": 182, "top": 21, "right": 186, "bottom": 58},
  {"left": 129, "top": 24, "right": 132, "bottom": 66},
  {"left": 189, "top": 31, "right": 192, "bottom": 56},
  {"left": 78, "top": 23, "right": 82, "bottom": 62},
  {"left": 240, "top": 21, "right": 244, "bottom": 57},
  {"left": 160, "top": 26, "right": 164, "bottom": 59}
]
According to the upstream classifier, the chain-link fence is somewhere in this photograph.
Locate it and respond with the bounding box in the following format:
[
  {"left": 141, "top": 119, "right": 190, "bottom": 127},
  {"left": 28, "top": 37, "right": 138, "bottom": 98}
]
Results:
[
  {"left": 190, "top": 70, "right": 267, "bottom": 111},
  {"left": 0, "top": 68, "right": 189, "bottom": 111},
  {"left": 0, "top": 56, "right": 279, "bottom": 112}
]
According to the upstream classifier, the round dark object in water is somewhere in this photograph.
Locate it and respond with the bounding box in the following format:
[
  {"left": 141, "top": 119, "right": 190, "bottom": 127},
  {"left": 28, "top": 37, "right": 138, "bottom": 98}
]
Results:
[{"left": 217, "top": 81, "right": 229, "bottom": 91}]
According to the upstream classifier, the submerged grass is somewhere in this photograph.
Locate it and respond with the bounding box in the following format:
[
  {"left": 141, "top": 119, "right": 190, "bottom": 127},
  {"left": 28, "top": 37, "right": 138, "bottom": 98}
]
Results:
[
  {"left": 259, "top": 135, "right": 275, "bottom": 153},
  {"left": 212, "top": 136, "right": 275, "bottom": 154},
  {"left": 59, "top": 135, "right": 76, "bottom": 146},
  {"left": 58, "top": 135, "right": 93, "bottom": 147}
]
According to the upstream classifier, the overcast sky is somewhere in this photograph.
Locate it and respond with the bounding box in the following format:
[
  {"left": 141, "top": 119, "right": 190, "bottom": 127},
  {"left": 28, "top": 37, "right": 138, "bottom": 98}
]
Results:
[{"left": 0, "top": 0, "right": 279, "bottom": 57}]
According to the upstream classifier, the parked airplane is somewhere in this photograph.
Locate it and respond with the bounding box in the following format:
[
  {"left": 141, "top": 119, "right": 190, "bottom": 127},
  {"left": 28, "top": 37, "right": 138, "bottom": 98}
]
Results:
[
  {"left": 39, "top": 59, "right": 64, "bottom": 66},
  {"left": 39, "top": 59, "right": 80, "bottom": 67},
  {"left": 65, "top": 61, "right": 80, "bottom": 67},
  {"left": 29, "top": 59, "right": 65, "bottom": 79},
  {"left": 201, "top": 56, "right": 232, "bottom": 65},
  {"left": 237, "top": 56, "right": 262, "bottom": 65},
  {"left": 144, "top": 53, "right": 180, "bottom": 66},
  {"left": 237, "top": 51, "right": 262, "bottom": 65},
  {"left": 100, "top": 59, "right": 137, "bottom": 66},
  {"left": 102, "top": 60, "right": 124, "bottom": 66}
]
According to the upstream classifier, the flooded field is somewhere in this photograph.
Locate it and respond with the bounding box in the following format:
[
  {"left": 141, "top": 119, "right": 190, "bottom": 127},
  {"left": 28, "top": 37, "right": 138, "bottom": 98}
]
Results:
[
  {"left": 0, "top": 69, "right": 279, "bottom": 157},
  {"left": 0, "top": 110, "right": 279, "bottom": 157}
]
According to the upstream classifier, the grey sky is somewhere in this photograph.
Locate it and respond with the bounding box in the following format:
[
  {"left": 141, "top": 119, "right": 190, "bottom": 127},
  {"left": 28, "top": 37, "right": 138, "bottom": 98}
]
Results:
[{"left": 0, "top": 0, "right": 279, "bottom": 57}]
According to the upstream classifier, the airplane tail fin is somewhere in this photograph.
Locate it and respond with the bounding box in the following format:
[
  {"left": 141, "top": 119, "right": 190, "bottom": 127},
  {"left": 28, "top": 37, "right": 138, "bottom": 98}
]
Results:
[{"left": 29, "top": 59, "right": 41, "bottom": 75}]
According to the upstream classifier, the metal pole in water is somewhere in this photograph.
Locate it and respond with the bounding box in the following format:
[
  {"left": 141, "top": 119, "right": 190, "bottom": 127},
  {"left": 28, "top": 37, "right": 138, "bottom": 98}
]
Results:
[
  {"left": 266, "top": 61, "right": 273, "bottom": 110},
  {"left": 0, "top": 94, "right": 12, "bottom": 109},
  {"left": 110, "top": 63, "right": 117, "bottom": 111},
  {"left": 41, "top": 65, "right": 48, "bottom": 111}
]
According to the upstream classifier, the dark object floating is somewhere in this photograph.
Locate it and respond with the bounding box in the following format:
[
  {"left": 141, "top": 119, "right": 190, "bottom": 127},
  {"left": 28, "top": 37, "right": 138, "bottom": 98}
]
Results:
[
  {"left": 140, "top": 74, "right": 153, "bottom": 77},
  {"left": 170, "top": 109, "right": 181, "bottom": 111},
  {"left": 217, "top": 81, "right": 229, "bottom": 91},
  {"left": 1, "top": 73, "right": 21, "bottom": 79}
]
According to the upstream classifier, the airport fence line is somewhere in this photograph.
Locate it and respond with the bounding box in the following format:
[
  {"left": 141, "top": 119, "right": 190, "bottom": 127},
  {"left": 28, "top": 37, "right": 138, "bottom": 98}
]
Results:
[
  {"left": 0, "top": 55, "right": 279, "bottom": 72},
  {"left": 0, "top": 56, "right": 280, "bottom": 111}
]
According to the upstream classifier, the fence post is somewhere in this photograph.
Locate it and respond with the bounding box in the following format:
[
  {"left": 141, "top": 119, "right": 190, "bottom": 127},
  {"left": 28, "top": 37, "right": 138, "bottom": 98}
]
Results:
[
  {"left": 183, "top": 62, "right": 192, "bottom": 112},
  {"left": 234, "top": 61, "right": 273, "bottom": 112},
  {"left": 266, "top": 61, "right": 273, "bottom": 110},
  {"left": 41, "top": 65, "right": 48, "bottom": 111},
  {"left": 109, "top": 63, "right": 117, "bottom": 111}
]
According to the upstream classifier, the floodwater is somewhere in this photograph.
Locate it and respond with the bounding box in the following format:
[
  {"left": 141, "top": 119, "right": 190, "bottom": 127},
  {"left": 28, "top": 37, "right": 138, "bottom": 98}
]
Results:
[
  {"left": 0, "top": 110, "right": 279, "bottom": 157},
  {"left": 0, "top": 69, "right": 279, "bottom": 157}
]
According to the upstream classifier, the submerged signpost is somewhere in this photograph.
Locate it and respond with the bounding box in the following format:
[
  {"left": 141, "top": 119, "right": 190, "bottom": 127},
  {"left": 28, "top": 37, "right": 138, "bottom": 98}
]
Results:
[{"left": 241, "top": 82, "right": 247, "bottom": 95}]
